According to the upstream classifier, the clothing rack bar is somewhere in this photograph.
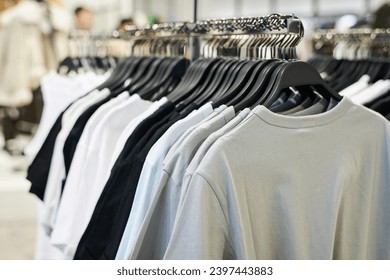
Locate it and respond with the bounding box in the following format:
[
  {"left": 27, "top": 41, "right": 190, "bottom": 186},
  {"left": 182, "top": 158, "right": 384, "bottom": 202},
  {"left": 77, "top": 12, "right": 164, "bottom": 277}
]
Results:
[
  {"left": 121, "top": 14, "right": 303, "bottom": 38},
  {"left": 312, "top": 28, "right": 390, "bottom": 59}
]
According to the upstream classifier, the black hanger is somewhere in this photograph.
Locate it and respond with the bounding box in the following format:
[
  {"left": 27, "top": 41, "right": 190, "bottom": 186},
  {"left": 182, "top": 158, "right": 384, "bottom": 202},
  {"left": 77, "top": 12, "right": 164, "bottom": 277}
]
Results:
[
  {"left": 324, "top": 59, "right": 350, "bottom": 84},
  {"left": 163, "top": 59, "right": 208, "bottom": 101},
  {"left": 109, "top": 57, "right": 163, "bottom": 96},
  {"left": 125, "top": 57, "right": 166, "bottom": 93},
  {"left": 261, "top": 61, "right": 342, "bottom": 108},
  {"left": 57, "top": 57, "right": 81, "bottom": 74},
  {"left": 367, "top": 61, "right": 384, "bottom": 83},
  {"left": 221, "top": 60, "right": 273, "bottom": 108},
  {"left": 333, "top": 60, "right": 371, "bottom": 91},
  {"left": 96, "top": 57, "right": 137, "bottom": 91},
  {"left": 210, "top": 60, "right": 248, "bottom": 102},
  {"left": 211, "top": 60, "right": 258, "bottom": 107},
  {"left": 382, "top": 64, "right": 390, "bottom": 80},
  {"left": 107, "top": 57, "right": 146, "bottom": 94},
  {"left": 188, "top": 59, "right": 238, "bottom": 107},
  {"left": 329, "top": 60, "right": 359, "bottom": 91},
  {"left": 166, "top": 58, "right": 221, "bottom": 105},
  {"left": 232, "top": 60, "right": 283, "bottom": 111},
  {"left": 164, "top": 58, "right": 206, "bottom": 97},
  {"left": 176, "top": 59, "right": 226, "bottom": 108},
  {"left": 130, "top": 57, "right": 172, "bottom": 93},
  {"left": 139, "top": 57, "right": 189, "bottom": 100},
  {"left": 377, "top": 62, "right": 390, "bottom": 80}
]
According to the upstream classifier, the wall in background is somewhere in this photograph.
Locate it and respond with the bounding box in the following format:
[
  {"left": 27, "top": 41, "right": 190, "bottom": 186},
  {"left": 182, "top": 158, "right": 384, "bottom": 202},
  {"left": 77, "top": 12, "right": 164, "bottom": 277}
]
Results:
[{"left": 61, "top": 0, "right": 389, "bottom": 30}]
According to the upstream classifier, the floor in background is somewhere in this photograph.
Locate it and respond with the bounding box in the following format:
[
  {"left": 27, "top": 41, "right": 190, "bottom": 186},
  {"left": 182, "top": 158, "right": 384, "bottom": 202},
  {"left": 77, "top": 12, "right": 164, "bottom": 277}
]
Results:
[
  {"left": 0, "top": 134, "right": 37, "bottom": 260},
  {"left": 0, "top": 221, "right": 36, "bottom": 260}
]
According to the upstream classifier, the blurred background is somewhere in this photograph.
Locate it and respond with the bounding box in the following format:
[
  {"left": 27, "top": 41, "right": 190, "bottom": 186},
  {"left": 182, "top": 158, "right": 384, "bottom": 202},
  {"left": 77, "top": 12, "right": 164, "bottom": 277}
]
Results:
[{"left": 0, "top": 0, "right": 389, "bottom": 259}]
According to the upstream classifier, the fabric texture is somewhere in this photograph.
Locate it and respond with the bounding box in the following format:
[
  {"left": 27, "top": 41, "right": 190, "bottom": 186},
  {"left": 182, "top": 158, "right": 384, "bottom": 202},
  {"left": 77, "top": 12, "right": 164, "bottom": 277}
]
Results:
[{"left": 164, "top": 97, "right": 390, "bottom": 260}]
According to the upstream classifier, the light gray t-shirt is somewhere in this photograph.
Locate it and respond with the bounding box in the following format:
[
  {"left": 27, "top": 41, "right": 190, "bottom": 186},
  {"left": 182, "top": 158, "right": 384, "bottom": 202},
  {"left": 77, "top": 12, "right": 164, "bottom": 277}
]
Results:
[
  {"left": 131, "top": 106, "right": 236, "bottom": 260},
  {"left": 115, "top": 103, "right": 215, "bottom": 260},
  {"left": 164, "top": 97, "right": 390, "bottom": 260},
  {"left": 177, "top": 108, "right": 252, "bottom": 213}
]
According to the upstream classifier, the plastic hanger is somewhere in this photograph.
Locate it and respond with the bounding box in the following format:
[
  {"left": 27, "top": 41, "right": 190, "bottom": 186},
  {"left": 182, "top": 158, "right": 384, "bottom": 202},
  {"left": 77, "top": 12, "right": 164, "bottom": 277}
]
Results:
[
  {"left": 166, "top": 58, "right": 221, "bottom": 105},
  {"left": 188, "top": 59, "right": 238, "bottom": 107},
  {"left": 179, "top": 59, "right": 226, "bottom": 106},
  {"left": 233, "top": 60, "right": 285, "bottom": 111},
  {"left": 218, "top": 60, "right": 273, "bottom": 108},
  {"left": 126, "top": 57, "right": 170, "bottom": 94},
  {"left": 57, "top": 57, "right": 81, "bottom": 74},
  {"left": 97, "top": 57, "right": 139, "bottom": 91},
  {"left": 166, "top": 59, "right": 207, "bottom": 96},
  {"left": 210, "top": 60, "right": 249, "bottom": 101},
  {"left": 211, "top": 60, "right": 258, "bottom": 107},
  {"left": 106, "top": 57, "right": 147, "bottom": 94},
  {"left": 190, "top": 59, "right": 242, "bottom": 107},
  {"left": 261, "top": 61, "right": 342, "bottom": 108},
  {"left": 140, "top": 57, "right": 189, "bottom": 100}
]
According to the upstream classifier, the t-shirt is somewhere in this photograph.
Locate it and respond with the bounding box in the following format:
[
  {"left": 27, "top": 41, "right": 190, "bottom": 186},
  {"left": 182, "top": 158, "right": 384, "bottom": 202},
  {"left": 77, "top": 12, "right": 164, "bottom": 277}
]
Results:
[
  {"left": 108, "top": 98, "right": 168, "bottom": 169},
  {"left": 101, "top": 105, "right": 200, "bottom": 260},
  {"left": 27, "top": 89, "right": 102, "bottom": 201},
  {"left": 339, "top": 75, "right": 370, "bottom": 97},
  {"left": 176, "top": 108, "right": 252, "bottom": 215},
  {"left": 290, "top": 97, "right": 329, "bottom": 116},
  {"left": 162, "top": 105, "right": 227, "bottom": 164},
  {"left": 115, "top": 103, "right": 215, "bottom": 260},
  {"left": 40, "top": 89, "right": 111, "bottom": 235},
  {"left": 61, "top": 91, "right": 121, "bottom": 188},
  {"left": 270, "top": 91, "right": 302, "bottom": 112},
  {"left": 50, "top": 94, "right": 152, "bottom": 259},
  {"left": 74, "top": 101, "right": 176, "bottom": 259},
  {"left": 28, "top": 112, "right": 64, "bottom": 201},
  {"left": 351, "top": 80, "right": 390, "bottom": 105},
  {"left": 24, "top": 71, "right": 101, "bottom": 161},
  {"left": 164, "top": 97, "right": 390, "bottom": 260},
  {"left": 132, "top": 107, "right": 236, "bottom": 260}
]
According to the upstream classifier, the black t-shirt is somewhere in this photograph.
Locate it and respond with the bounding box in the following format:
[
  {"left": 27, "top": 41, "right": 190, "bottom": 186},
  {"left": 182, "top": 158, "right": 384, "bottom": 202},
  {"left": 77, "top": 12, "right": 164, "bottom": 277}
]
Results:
[
  {"left": 61, "top": 95, "right": 115, "bottom": 193},
  {"left": 100, "top": 105, "right": 197, "bottom": 260},
  {"left": 27, "top": 113, "right": 64, "bottom": 200},
  {"left": 74, "top": 101, "right": 176, "bottom": 259},
  {"left": 27, "top": 90, "right": 94, "bottom": 200}
]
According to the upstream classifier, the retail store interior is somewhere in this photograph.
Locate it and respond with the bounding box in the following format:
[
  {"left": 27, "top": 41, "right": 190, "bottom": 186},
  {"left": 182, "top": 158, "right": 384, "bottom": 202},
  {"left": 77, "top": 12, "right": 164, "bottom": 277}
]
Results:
[{"left": 0, "top": 0, "right": 390, "bottom": 260}]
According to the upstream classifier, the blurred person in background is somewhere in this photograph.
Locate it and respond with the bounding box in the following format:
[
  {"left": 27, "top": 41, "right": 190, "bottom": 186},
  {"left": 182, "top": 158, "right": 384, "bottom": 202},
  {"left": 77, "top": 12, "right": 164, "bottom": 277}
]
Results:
[
  {"left": 117, "top": 17, "right": 134, "bottom": 31},
  {"left": 74, "top": 6, "right": 93, "bottom": 30},
  {"left": 0, "top": 0, "right": 71, "bottom": 154}
]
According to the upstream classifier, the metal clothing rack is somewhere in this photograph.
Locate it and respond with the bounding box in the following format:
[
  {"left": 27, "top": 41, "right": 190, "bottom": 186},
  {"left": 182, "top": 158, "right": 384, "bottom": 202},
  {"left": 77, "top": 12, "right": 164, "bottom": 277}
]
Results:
[
  {"left": 67, "top": 13, "right": 304, "bottom": 60},
  {"left": 312, "top": 28, "right": 390, "bottom": 59},
  {"left": 68, "top": 30, "right": 138, "bottom": 58},
  {"left": 120, "top": 13, "right": 305, "bottom": 60}
]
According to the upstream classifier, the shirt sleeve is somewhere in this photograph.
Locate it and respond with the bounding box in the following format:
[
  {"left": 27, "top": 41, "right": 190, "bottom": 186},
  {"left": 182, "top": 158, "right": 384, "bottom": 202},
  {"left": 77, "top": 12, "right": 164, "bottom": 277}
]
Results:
[{"left": 163, "top": 173, "right": 233, "bottom": 260}]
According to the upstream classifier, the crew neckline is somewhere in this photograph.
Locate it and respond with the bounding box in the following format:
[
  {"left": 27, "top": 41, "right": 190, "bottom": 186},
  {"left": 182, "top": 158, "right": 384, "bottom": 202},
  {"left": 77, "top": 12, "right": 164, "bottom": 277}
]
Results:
[{"left": 253, "top": 96, "right": 352, "bottom": 128}]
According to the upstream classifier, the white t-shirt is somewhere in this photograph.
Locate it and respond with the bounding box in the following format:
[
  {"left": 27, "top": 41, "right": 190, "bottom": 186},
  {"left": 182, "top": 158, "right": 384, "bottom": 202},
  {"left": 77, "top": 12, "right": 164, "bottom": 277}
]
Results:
[
  {"left": 108, "top": 98, "right": 168, "bottom": 169},
  {"left": 41, "top": 89, "right": 111, "bottom": 235},
  {"left": 339, "top": 75, "right": 370, "bottom": 97},
  {"left": 115, "top": 103, "right": 215, "bottom": 260},
  {"left": 25, "top": 71, "right": 106, "bottom": 160},
  {"left": 50, "top": 94, "right": 152, "bottom": 259},
  {"left": 131, "top": 106, "right": 236, "bottom": 260},
  {"left": 164, "top": 97, "right": 390, "bottom": 260},
  {"left": 351, "top": 80, "right": 390, "bottom": 105}
]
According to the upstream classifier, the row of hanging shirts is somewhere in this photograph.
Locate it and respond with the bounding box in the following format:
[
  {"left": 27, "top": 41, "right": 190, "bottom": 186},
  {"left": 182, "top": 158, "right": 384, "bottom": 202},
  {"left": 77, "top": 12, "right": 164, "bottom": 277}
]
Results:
[
  {"left": 26, "top": 14, "right": 390, "bottom": 260},
  {"left": 310, "top": 28, "right": 390, "bottom": 119}
]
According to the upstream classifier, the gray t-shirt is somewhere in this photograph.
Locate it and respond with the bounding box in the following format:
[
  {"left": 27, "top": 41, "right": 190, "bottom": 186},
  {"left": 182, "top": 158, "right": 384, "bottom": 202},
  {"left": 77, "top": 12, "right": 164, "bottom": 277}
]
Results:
[
  {"left": 164, "top": 97, "right": 390, "bottom": 260},
  {"left": 131, "top": 106, "right": 236, "bottom": 260}
]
